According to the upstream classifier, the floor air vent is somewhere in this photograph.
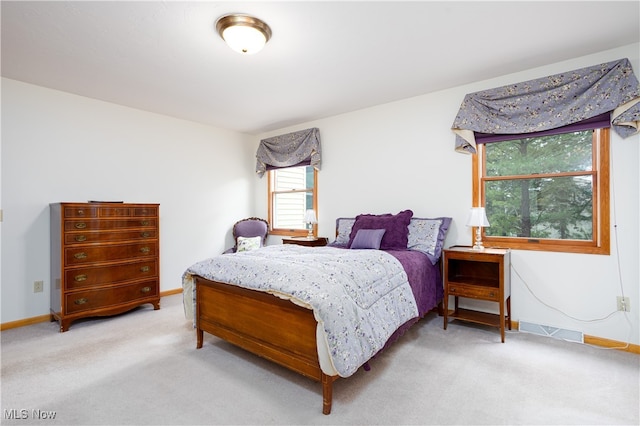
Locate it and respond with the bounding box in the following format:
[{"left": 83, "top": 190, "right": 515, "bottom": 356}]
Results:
[{"left": 518, "top": 321, "right": 584, "bottom": 343}]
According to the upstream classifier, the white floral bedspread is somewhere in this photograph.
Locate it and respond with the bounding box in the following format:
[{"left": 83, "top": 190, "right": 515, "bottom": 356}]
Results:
[{"left": 182, "top": 245, "right": 418, "bottom": 377}]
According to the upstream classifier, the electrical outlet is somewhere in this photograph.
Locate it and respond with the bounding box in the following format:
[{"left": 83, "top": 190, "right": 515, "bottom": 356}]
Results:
[
  {"left": 33, "top": 280, "right": 44, "bottom": 293},
  {"left": 616, "top": 296, "right": 630, "bottom": 312}
]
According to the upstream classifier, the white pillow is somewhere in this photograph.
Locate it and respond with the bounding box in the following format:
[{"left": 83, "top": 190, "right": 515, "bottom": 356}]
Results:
[{"left": 236, "top": 236, "right": 262, "bottom": 252}]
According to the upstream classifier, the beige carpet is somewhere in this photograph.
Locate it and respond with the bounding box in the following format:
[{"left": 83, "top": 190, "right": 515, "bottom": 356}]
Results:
[{"left": 1, "top": 293, "right": 638, "bottom": 425}]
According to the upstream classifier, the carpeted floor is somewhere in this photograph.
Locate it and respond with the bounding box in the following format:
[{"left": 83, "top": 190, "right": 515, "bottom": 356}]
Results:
[{"left": 1, "top": 293, "right": 638, "bottom": 425}]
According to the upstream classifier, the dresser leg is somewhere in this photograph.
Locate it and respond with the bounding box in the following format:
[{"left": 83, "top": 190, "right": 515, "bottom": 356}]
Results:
[
  {"left": 196, "top": 328, "right": 203, "bottom": 349},
  {"left": 59, "top": 319, "right": 71, "bottom": 333}
]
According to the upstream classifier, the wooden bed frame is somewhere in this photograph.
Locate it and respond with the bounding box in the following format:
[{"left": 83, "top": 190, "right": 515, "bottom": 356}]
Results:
[
  {"left": 195, "top": 276, "right": 339, "bottom": 414},
  {"left": 193, "top": 259, "right": 443, "bottom": 415}
]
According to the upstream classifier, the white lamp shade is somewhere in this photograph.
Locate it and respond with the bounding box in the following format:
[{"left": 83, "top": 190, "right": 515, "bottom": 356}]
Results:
[
  {"left": 304, "top": 209, "right": 317, "bottom": 224},
  {"left": 221, "top": 25, "right": 267, "bottom": 54},
  {"left": 466, "top": 207, "right": 490, "bottom": 227}
]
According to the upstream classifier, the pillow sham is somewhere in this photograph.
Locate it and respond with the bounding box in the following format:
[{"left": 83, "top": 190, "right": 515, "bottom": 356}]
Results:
[
  {"left": 332, "top": 217, "right": 356, "bottom": 246},
  {"left": 350, "top": 229, "right": 386, "bottom": 250},
  {"left": 236, "top": 236, "right": 262, "bottom": 252},
  {"left": 347, "top": 209, "right": 413, "bottom": 250},
  {"left": 407, "top": 217, "right": 452, "bottom": 264}
]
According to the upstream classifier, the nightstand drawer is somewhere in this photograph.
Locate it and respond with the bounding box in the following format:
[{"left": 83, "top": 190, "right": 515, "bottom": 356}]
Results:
[{"left": 448, "top": 283, "right": 500, "bottom": 301}]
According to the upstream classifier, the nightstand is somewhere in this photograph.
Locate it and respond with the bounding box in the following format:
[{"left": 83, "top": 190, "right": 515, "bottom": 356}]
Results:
[
  {"left": 282, "top": 237, "right": 328, "bottom": 247},
  {"left": 443, "top": 246, "right": 511, "bottom": 342}
]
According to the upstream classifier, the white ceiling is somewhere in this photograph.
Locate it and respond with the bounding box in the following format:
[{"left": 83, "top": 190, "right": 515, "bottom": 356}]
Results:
[{"left": 2, "top": 1, "right": 639, "bottom": 135}]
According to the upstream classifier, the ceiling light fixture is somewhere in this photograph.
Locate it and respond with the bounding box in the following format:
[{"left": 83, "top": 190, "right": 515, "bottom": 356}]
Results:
[{"left": 216, "top": 14, "right": 272, "bottom": 55}]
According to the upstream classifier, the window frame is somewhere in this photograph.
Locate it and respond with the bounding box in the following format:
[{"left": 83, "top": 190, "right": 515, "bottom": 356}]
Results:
[
  {"left": 472, "top": 127, "right": 610, "bottom": 255},
  {"left": 267, "top": 166, "right": 318, "bottom": 237}
]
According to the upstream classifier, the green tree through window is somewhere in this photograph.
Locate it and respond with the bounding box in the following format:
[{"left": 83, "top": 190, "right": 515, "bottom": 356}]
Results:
[{"left": 474, "top": 128, "right": 610, "bottom": 254}]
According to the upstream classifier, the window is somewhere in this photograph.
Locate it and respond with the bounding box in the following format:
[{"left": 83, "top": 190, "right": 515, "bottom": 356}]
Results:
[
  {"left": 473, "top": 127, "right": 610, "bottom": 254},
  {"left": 268, "top": 166, "right": 318, "bottom": 237}
]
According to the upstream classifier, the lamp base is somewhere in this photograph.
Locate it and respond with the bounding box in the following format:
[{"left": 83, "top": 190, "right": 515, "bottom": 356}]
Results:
[{"left": 472, "top": 227, "right": 485, "bottom": 250}]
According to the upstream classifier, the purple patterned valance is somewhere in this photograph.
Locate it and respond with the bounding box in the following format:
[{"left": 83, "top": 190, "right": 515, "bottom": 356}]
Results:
[
  {"left": 451, "top": 58, "right": 640, "bottom": 154},
  {"left": 256, "top": 128, "right": 321, "bottom": 177}
]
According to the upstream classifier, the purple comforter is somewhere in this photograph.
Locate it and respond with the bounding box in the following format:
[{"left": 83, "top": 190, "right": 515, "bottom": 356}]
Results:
[
  {"left": 388, "top": 249, "right": 443, "bottom": 315},
  {"left": 381, "top": 249, "right": 443, "bottom": 351}
]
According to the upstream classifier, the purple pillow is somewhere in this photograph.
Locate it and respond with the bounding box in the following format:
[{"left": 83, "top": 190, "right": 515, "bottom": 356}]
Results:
[
  {"left": 350, "top": 229, "right": 386, "bottom": 249},
  {"left": 347, "top": 209, "right": 413, "bottom": 250}
]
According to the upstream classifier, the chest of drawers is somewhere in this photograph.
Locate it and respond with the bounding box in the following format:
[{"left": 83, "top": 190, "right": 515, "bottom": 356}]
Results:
[{"left": 50, "top": 202, "right": 160, "bottom": 332}]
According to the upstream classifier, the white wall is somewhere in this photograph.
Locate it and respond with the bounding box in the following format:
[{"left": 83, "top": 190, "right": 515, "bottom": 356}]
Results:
[
  {"left": 2, "top": 44, "right": 638, "bottom": 347},
  {"left": 1, "top": 78, "right": 255, "bottom": 323},
  {"left": 256, "top": 44, "right": 640, "bottom": 346}
]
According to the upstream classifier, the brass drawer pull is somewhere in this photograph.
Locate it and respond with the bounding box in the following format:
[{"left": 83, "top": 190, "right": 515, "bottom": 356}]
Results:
[
  {"left": 140, "top": 220, "right": 150, "bottom": 226},
  {"left": 75, "top": 235, "right": 87, "bottom": 242},
  {"left": 75, "top": 222, "right": 87, "bottom": 229},
  {"left": 489, "top": 292, "right": 495, "bottom": 297},
  {"left": 74, "top": 274, "right": 87, "bottom": 282},
  {"left": 141, "top": 286, "right": 151, "bottom": 293},
  {"left": 74, "top": 252, "right": 87, "bottom": 259},
  {"left": 141, "top": 232, "right": 150, "bottom": 238},
  {"left": 139, "top": 247, "right": 150, "bottom": 254},
  {"left": 74, "top": 298, "right": 88, "bottom": 305},
  {"left": 76, "top": 209, "right": 85, "bottom": 216},
  {"left": 140, "top": 266, "right": 150, "bottom": 273}
]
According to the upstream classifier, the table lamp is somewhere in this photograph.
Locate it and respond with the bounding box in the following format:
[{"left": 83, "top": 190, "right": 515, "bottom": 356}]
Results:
[
  {"left": 304, "top": 209, "right": 317, "bottom": 239},
  {"left": 466, "top": 207, "right": 490, "bottom": 250}
]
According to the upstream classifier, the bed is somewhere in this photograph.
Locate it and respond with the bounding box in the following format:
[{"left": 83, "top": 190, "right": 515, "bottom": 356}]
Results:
[{"left": 182, "top": 210, "right": 451, "bottom": 414}]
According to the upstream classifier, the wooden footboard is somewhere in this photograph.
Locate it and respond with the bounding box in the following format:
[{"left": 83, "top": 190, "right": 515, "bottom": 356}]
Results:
[{"left": 194, "top": 277, "right": 339, "bottom": 414}]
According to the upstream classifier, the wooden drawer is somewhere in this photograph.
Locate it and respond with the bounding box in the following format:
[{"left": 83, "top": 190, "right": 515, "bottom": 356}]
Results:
[
  {"left": 99, "top": 206, "right": 133, "bottom": 217},
  {"left": 448, "top": 282, "right": 500, "bottom": 301},
  {"left": 65, "top": 280, "right": 158, "bottom": 314},
  {"left": 132, "top": 207, "right": 157, "bottom": 217},
  {"left": 64, "top": 229, "right": 157, "bottom": 245},
  {"left": 63, "top": 205, "right": 158, "bottom": 218},
  {"left": 64, "top": 218, "right": 157, "bottom": 232},
  {"left": 64, "top": 259, "right": 158, "bottom": 290},
  {"left": 99, "top": 206, "right": 157, "bottom": 217},
  {"left": 65, "top": 242, "right": 158, "bottom": 266},
  {"left": 64, "top": 206, "right": 98, "bottom": 218}
]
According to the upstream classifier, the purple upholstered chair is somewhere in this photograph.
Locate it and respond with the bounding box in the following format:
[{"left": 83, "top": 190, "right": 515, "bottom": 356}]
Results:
[{"left": 223, "top": 217, "right": 269, "bottom": 254}]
